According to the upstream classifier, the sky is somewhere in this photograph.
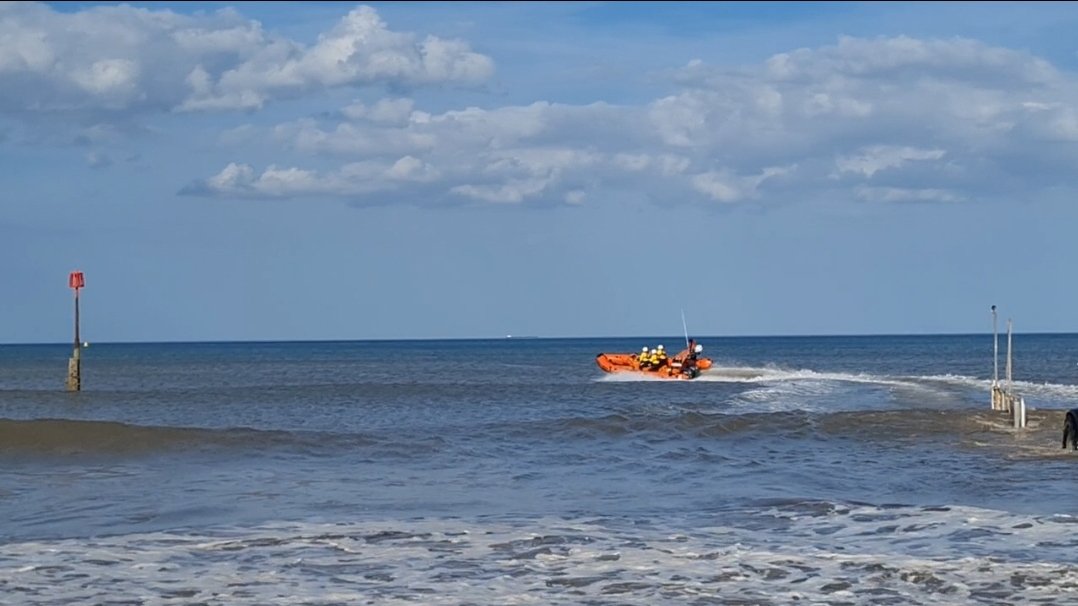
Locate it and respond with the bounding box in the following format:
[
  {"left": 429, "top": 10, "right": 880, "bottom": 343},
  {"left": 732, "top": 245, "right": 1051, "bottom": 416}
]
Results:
[{"left": 4, "top": 1, "right": 1078, "bottom": 343}]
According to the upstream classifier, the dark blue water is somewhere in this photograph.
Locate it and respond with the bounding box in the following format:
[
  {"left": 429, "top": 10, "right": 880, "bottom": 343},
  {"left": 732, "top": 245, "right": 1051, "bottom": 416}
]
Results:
[{"left": 2, "top": 335, "right": 1076, "bottom": 604}]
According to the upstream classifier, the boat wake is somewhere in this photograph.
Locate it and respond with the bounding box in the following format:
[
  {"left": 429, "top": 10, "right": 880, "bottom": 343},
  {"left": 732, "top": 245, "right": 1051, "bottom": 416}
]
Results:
[{"left": 597, "top": 365, "right": 1078, "bottom": 409}]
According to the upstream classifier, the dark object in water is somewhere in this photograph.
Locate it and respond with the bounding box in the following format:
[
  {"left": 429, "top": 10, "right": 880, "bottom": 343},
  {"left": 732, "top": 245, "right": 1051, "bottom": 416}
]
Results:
[{"left": 1063, "top": 409, "right": 1078, "bottom": 450}]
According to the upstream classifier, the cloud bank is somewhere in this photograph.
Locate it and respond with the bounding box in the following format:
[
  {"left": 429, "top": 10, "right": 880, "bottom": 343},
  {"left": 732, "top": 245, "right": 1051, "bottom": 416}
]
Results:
[
  {"left": 0, "top": 3, "right": 492, "bottom": 113},
  {"left": 4, "top": 3, "right": 1077, "bottom": 209},
  {"left": 188, "top": 35, "right": 1078, "bottom": 207}
]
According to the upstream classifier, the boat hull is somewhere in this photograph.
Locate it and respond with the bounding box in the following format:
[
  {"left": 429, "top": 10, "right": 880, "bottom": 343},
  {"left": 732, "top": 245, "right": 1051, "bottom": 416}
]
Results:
[{"left": 595, "top": 353, "right": 712, "bottom": 379}]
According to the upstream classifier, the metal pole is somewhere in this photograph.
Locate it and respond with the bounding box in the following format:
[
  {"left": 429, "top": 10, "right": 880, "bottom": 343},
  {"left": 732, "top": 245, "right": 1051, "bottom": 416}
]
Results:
[
  {"left": 74, "top": 288, "right": 81, "bottom": 351},
  {"left": 991, "top": 305, "right": 998, "bottom": 386},
  {"left": 1006, "top": 318, "right": 1013, "bottom": 393},
  {"left": 74, "top": 288, "right": 81, "bottom": 384}
]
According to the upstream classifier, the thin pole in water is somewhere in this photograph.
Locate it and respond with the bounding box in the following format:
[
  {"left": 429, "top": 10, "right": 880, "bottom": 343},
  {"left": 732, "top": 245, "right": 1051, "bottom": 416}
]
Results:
[
  {"left": 66, "top": 270, "right": 85, "bottom": 392},
  {"left": 1006, "top": 318, "right": 1013, "bottom": 392},
  {"left": 991, "top": 305, "right": 998, "bottom": 386}
]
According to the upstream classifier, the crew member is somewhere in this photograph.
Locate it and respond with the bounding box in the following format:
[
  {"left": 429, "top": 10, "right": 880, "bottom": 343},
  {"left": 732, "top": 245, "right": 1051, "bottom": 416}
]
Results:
[
  {"left": 638, "top": 346, "right": 651, "bottom": 368},
  {"left": 648, "top": 348, "right": 660, "bottom": 369}
]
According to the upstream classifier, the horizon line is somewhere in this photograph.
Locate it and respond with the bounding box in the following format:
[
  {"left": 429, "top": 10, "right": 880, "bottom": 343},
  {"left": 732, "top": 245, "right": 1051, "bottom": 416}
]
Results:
[{"left": 2, "top": 329, "right": 1072, "bottom": 347}]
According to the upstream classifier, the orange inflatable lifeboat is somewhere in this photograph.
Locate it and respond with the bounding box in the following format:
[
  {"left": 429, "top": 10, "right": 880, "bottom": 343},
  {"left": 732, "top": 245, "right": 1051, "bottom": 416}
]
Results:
[{"left": 595, "top": 342, "right": 712, "bottom": 380}]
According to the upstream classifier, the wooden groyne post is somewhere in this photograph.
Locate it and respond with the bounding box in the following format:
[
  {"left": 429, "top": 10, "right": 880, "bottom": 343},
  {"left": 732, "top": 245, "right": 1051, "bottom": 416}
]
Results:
[
  {"left": 989, "top": 307, "right": 1025, "bottom": 428},
  {"left": 65, "top": 270, "right": 84, "bottom": 392}
]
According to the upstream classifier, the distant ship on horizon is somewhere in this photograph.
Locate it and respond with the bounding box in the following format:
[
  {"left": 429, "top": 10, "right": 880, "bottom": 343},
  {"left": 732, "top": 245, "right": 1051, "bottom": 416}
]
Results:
[{"left": 505, "top": 334, "right": 539, "bottom": 339}]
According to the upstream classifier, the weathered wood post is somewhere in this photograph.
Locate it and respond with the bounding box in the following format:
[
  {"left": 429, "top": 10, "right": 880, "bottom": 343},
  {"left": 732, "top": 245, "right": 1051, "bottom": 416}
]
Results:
[
  {"left": 1014, "top": 396, "right": 1026, "bottom": 429},
  {"left": 65, "top": 270, "right": 85, "bottom": 392}
]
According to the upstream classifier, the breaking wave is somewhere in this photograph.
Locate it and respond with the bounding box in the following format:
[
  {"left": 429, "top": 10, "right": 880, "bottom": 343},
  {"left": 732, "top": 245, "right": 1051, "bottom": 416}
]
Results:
[{"left": 3, "top": 505, "right": 1076, "bottom": 605}]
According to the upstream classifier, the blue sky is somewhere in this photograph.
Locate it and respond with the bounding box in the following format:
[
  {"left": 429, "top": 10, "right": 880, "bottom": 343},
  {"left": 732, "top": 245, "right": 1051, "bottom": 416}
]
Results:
[{"left": 4, "top": 1, "right": 1078, "bottom": 343}]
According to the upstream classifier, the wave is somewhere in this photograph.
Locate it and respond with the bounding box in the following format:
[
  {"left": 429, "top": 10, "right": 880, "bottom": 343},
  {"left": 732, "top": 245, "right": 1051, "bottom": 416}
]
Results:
[{"left": 3, "top": 506, "right": 1076, "bottom": 604}]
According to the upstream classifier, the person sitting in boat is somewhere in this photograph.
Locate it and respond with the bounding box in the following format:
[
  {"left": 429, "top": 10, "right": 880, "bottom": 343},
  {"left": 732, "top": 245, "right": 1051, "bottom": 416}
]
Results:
[
  {"left": 656, "top": 345, "right": 668, "bottom": 366},
  {"left": 647, "top": 348, "right": 661, "bottom": 369},
  {"left": 637, "top": 346, "right": 652, "bottom": 368}
]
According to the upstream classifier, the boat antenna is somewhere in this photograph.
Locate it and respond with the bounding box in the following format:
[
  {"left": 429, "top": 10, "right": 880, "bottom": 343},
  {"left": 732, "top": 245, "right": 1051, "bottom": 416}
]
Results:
[{"left": 681, "top": 308, "right": 690, "bottom": 347}]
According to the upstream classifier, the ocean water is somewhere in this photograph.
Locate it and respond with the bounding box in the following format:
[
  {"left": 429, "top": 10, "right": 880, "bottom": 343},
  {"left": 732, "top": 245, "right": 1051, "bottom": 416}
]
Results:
[{"left": 1, "top": 334, "right": 1077, "bottom": 605}]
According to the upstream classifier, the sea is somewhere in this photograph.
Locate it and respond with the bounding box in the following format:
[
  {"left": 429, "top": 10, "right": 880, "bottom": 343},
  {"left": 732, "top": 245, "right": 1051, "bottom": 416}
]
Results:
[{"left": 1, "top": 334, "right": 1077, "bottom": 605}]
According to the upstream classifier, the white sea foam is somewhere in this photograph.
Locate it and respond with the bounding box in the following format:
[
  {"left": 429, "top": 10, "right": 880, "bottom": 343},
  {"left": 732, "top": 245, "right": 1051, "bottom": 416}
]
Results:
[
  {"left": 2, "top": 505, "right": 1076, "bottom": 605},
  {"left": 596, "top": 366, "right": 912, "bottom": 388},
  {"left": 917, "top": 374, "right": 1078, "bottom": 404},
  {"left": 599, "top": 366, "right": 950, "bottom": 413},
  {"left": 595, "top": 372, "right": 672, "bottom": 382},
  {"left": 697, "top": 366, "right": 934, "bottom": 390},
  {"left": 600, "top": 365, "right": 1078, "bottom": 410}
]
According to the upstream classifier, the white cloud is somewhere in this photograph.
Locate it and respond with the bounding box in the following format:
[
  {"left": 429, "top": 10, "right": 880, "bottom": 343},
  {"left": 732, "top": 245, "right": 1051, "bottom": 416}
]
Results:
[
  {"left": 612, "top": 153, "right": 692, "bottom": 176},
  {"left": 691, "top": 171, "right": 741, "bottom": 203},
  {"left": 204, "top": 162, "right": 256, "bottom": 194},
  {"left": 180, "top": 7, "right": 493, "bottom": 111},
  {"left": 341, "top": 97, "right": 415, "bottom": 125},
  {"left": 855, "top": 186, "right": 964, "bottom": 203},
  {"left": 71, "top": 59, "right": 140, "bottom": 100},
  {"left": 166, "top": 33, "right": 1078, "bottom": 207},
  {"left": 834, "top": 146, "right": 947, "bottom": 178},
  {"left": 85, "top": 150, "right": 112, "bottom": 169},
  {"left": 764, "top": 35, "right": 1056, "bottom": 84},
  {"left": 692, "top": 166, "right": 792, "bottom": 203},
  {"left": 274, "top": 117, "right": 438, "bottom": 157},
  {"left": 450, "top": 179, "right": 554, "bottom": 204},
  {"left": 183, "top": 157, "right": 440, "bottom": 199},
  {"left": 0, "top": 3, "right": 493, "bottom": 113},
  {"left": 387, "top": 155, "right": 439, "bottom": 181}
]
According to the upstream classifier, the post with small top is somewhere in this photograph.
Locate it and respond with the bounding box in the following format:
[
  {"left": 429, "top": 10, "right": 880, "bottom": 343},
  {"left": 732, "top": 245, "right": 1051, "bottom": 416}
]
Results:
[
  {"left": 990, "top": 305, "right": 1004, "bottom": 410},
  {"left": 992, "top": 305, "right": 998, "bottom": 386},
  {"left": 65, "top": 270, "right": 85, "bottom": 392}
]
